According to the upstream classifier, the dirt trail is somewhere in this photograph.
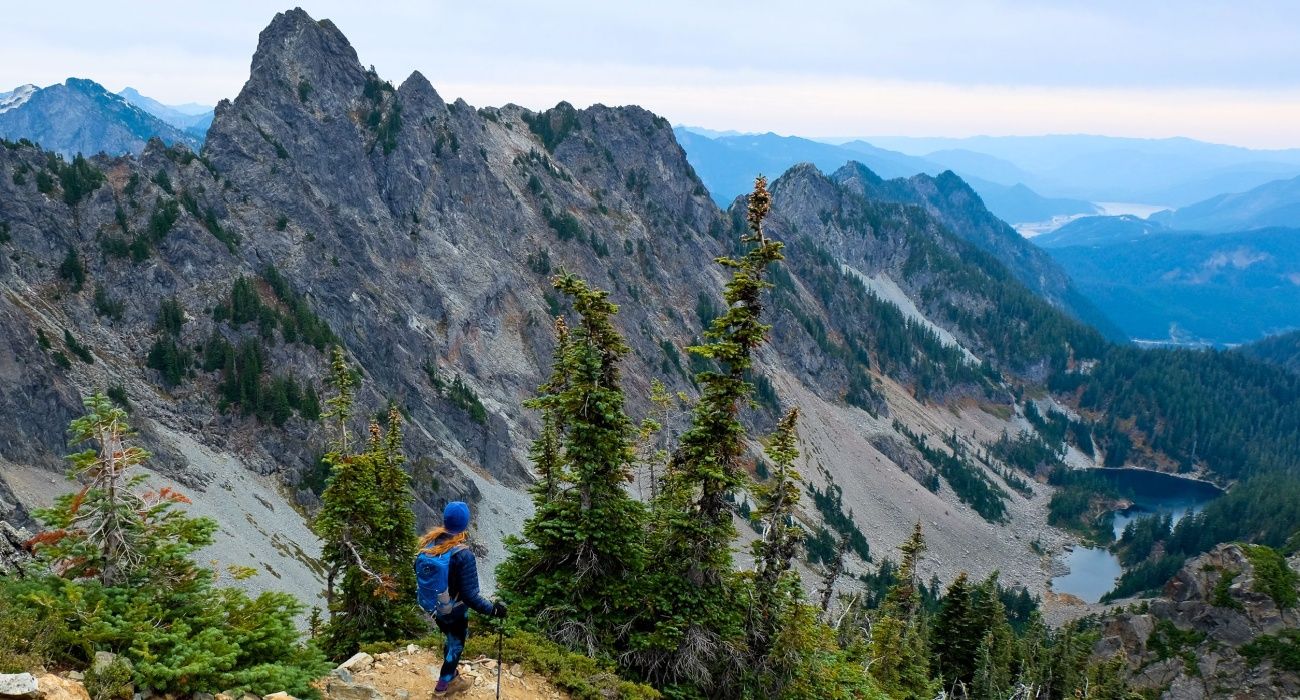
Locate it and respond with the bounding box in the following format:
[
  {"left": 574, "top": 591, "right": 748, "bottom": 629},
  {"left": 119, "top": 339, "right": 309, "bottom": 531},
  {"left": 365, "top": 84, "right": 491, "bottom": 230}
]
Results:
[{"left": 349, "top": 647, "right": 570, "bottom": 700}]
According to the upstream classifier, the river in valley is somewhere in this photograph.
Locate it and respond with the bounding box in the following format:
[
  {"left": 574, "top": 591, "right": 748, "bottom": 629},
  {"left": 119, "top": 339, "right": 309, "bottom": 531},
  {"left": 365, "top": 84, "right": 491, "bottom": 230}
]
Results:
[{"left": 1050, "top": 468, "right": 1224, "bottom": 603}]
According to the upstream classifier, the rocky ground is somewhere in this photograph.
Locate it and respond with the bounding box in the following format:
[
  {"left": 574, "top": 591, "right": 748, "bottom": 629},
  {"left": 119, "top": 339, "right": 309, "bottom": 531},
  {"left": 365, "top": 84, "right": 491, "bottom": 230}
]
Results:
[
  {"left": 1097, "top": 543, "right": 1300, "bottom": 699},
  {"left": 325, "top": 648, "right": 569, "bottom": 700}
]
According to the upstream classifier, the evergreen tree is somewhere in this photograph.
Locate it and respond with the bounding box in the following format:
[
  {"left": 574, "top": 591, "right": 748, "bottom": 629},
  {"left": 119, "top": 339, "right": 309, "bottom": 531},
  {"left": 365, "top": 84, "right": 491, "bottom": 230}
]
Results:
[
  {"left": 968, "top": 573, "right": 1016, "bottom": 699},
  {"left": 314, "top": 349, "right": 423, "bottom": 658},
  {"left": 14, "top": 393, "right": 327, "bottom": 696},
  {"left": 931, "top": 572, "right": 979, "bottom": 689},
  {"left": 59, "top": 246, "right": 85, "bottom": 292},
  {"left": 36, "top": 394, "right": 166, "bottom": 585},
  {"left": 817, "top": 534, "right": 849, "bottom": 616},
  {"left": 498, "top": 274, "right": 647, "bottom": 656},
  {"left": 747, "top": 408, "right": 804, "bottom": 664},
  {"left": 642, "top": 175, "right": 786, "bottom": 689},
  {"left": 868, "top": 523, "right": 936, "bottom": 699}
]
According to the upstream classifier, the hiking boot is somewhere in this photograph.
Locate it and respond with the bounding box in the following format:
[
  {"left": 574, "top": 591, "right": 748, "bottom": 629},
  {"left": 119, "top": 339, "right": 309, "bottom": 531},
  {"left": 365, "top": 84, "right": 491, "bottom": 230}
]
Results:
[{"left": 432, "top": 674, "right": 471, "bottom": 696}]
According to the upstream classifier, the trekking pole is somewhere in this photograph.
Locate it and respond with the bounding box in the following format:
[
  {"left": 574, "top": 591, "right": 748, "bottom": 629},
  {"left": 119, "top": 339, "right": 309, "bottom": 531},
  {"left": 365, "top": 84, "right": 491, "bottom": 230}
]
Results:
[{"left": 496, "top": 619, "right": 504, "bottom": 700}]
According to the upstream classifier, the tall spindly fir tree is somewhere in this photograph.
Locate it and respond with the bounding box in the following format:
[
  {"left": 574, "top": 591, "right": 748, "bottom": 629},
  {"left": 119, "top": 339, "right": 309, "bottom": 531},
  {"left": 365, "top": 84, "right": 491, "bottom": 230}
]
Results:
[{"left": 640, "top": 175, "right": 786, "bottom": 689}]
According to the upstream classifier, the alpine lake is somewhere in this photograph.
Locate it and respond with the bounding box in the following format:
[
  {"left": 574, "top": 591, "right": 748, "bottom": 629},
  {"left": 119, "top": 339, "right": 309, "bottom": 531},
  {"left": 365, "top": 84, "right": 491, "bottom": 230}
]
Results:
[{"left": 1050, "top": 468, "right": 1224, "bottom": 604}]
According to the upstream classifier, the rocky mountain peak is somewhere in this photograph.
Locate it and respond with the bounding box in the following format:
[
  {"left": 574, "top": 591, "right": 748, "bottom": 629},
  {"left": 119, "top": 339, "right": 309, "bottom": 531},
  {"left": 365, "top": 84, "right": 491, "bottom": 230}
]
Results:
[
  {"left": 396, "top": 70, "right": 443, "bottom": 109},
  {"left": 245, "top": 7, "right": 366, "bottom": 109},
  {"left": 831, "top": 161, "right": 886, "bottom": 190}
]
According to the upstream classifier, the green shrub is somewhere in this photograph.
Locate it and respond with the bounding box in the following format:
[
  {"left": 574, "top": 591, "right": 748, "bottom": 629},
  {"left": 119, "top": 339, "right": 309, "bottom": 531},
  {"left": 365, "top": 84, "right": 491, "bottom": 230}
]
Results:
[
  {"left": 57, "top": 155, "right": 106, "bottom": 206},
  {"left": 84, "top": 657, "right": 134, "bottom": 700},
  {"left": 1147, "top": 619, "right": 1205, "bottom": 667},
  {"left": 64, "top": 329, "right": 94, "bottom": 364},
  {"left": 156, "top": 297, "right": 187, "bottom": 336},
  {"left": 59, "top": 247, "right": 85, "bottom": 291},
  {"left": 106, "top": 385, "right": 132, "bottom": 412},
  {"left": 1241, "top": 628, "right": 1300, "bottom": 672},
  {"left": 0, "top": 594, "right": 64, "bottom": 673},
  {"left": 446, "top": 374, "right": 487, "bottom": 424},
  {"left": 1244, "top": 544, "right": 1298, "bottom": 608},
  {"left": 1210, "top": 568, "right": 1244, "bottom": 610},
  {"left": 152, "top": 168, "right": 173, "bottom": 194},
  {"left": 544, "top": 208, "right": 584, "bottom": 242},
  {"left": 6, "top": 395, "right": 331, "bottom": 696}
]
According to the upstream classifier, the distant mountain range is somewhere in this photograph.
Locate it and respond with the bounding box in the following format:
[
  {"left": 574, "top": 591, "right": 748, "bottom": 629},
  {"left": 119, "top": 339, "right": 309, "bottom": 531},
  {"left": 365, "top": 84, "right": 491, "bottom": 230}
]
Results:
[
  {"left": 1044, "top": 226, "right": 1300, "bottom": 344},
  {"left": 674, "top": 128, "right": 1097, "bottom": 224},
  {"left": 0, "top": 79, "right": 208, "bottom": 157},
  {"left": 1029, "top": 171, "right": 1300, "bottom": 344},
  {"left": 854, "top": 134, "right": 1300, "bottom": 206},
  {"left": 118, "top": 87, "right": 214, "bottom": 136},
  {"left": 1150, "top": 174, "right": 1300, "bottom": 231}
]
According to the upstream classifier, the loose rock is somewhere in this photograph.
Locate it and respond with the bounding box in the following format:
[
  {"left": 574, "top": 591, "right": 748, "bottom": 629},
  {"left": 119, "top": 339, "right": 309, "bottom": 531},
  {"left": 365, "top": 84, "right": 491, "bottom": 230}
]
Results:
[
  {"left": 35, "top": 675, "right": 89, "bottom": 700},
  {"left": 335, "top": 653, "right": 374, "bottom": 675},
  {"left": 0, "top": 674, "right": 39, "bottom": 698}
]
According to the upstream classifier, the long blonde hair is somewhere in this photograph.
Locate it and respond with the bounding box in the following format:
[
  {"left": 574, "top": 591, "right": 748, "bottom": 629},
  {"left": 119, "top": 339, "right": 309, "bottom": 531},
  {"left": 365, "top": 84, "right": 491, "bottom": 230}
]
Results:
[{"left": 419, "top": 526, "right": 467, "bottom": 556}]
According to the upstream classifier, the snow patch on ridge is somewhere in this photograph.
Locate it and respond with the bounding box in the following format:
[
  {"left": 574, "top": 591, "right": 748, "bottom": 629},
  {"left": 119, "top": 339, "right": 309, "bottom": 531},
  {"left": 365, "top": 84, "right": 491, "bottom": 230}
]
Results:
[
  {"left": 841, "top": 264, "right": 979, "bottom": 364},
  {"left": 0, "top": 84, "right": 37, "bottom": 114}
]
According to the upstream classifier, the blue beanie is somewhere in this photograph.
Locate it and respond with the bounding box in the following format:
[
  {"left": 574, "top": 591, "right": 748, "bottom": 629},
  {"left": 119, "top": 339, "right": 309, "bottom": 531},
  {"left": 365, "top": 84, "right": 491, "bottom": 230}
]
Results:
[{"left": 443, "top": 501, "right": 470, "bottom": 534}]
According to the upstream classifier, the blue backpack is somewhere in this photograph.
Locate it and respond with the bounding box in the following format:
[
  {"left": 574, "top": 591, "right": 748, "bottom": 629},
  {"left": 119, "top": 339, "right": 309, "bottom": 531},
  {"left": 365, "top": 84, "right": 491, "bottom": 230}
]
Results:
[{"left": 415, "top": 545, "right": 464, "bottom": 615}]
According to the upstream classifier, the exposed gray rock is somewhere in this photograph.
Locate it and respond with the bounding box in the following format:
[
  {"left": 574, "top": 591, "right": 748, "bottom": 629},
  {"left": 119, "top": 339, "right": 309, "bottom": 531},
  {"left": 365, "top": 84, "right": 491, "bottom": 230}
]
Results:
[
  {"left": 335, "top": 653, "right": 374, "bottom": 674},
  {"left": 0, "top": 673, "right": 39, "bottom": 698},
  {"left": 321, "top": 681, "right": 381, "bottom": 700},
  {"left": 0, "top": 521, "right": 32, "bottom": 575},
  {"left": 1096, "top": 544, "right": 1300, "bottom": 699}
]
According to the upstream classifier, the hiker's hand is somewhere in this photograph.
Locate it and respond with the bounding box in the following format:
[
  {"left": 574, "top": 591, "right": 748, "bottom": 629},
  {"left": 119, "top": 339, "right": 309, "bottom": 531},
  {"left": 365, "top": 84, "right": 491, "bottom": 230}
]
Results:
[{"left": 492, "top": 601, "right": 508, "bottom": 618}]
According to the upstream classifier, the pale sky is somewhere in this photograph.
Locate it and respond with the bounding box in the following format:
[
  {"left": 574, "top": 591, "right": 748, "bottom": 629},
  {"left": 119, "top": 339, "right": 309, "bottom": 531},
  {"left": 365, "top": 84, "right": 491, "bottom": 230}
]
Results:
[{"left": 6, "top": 1, "right": 1300, "bottom": 148}]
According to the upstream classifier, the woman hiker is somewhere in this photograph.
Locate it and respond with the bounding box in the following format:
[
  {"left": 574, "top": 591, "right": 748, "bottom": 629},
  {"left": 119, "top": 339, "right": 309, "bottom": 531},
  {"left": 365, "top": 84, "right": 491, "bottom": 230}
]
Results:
[{"left": 416, "top": 501, "right": 507, "bottom": 696}]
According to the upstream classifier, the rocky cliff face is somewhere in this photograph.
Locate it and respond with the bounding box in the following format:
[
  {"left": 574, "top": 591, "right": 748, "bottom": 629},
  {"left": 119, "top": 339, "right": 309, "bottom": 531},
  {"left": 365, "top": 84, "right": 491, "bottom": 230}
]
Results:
[
  {"left": 0, "top": 8, "right": 1110, "bottom": 607},
  {"left": 0, "top": 79, "right": 199, "bottom": 158},
  {"left": 1097, "top": 544, "right": 1300, "bottom": 699}
]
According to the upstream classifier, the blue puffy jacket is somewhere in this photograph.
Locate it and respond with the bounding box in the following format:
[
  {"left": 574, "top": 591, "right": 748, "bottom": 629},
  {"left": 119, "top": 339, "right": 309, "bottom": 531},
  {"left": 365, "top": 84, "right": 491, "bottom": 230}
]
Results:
[{"left": 424, "top": 537, "right": 495, "bottom": 616}]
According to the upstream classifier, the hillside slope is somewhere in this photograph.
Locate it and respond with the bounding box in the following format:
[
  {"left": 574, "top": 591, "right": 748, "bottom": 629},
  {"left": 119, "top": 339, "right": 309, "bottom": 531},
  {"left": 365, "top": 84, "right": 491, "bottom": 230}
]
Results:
[
  {"left": 1033, "top": 214, "right": 1170, "bottom": 248},
  {"left": 1046, "top": 227, "right": 1300, "bottom": 344},
  {"left": 1240, "top": 329, "right": 1300, "bottom": 373}
]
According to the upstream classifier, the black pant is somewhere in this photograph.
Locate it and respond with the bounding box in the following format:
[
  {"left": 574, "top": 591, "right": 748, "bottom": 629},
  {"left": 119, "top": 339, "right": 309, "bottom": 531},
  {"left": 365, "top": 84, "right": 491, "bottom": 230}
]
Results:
[{"left": 434, "top": 608, "right": 469, "bottom": 682}]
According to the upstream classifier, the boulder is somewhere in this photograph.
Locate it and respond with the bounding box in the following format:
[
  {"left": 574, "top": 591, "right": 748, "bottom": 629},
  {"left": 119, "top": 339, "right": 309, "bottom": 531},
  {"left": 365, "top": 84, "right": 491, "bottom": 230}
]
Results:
[
  {"left": 335, "top": 653, "right": 374, "bottom": 674},
  {"left": 262, "top": 693, "right": 296, "bottom": 700},
  {"left": 34, "top": 676, "right": 89, "bottom": 700},
  {"left": 0, "top": 674, "right": 39, "bottom": 698},
  {"left": 90, "top": 652, "right": 130, "bottom": 676},
  {"left": 321, "top": 680, "right": 381, "bottom": 700}
]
